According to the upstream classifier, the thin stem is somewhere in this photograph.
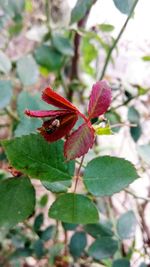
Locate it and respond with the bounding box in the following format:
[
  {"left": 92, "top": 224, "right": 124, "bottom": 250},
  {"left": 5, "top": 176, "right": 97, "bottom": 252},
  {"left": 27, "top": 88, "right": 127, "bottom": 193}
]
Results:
[
  {"left": 125, "top": 189, "right": 150, "bottom": 202},
  {"left": 45, "top": 0, "right": 51, "bottom": 37},
  {"left": 111, "top": 122, "right": 137, "bottom": 128},
  {"left": 74, "top": 155, "right": 85, "bottom": 192},
  {"left": 99, "top": 0, "right": 140, "bottom": 80},
  {"left": 4, "top": 107, "right": 19, "bottom": 121},
  {"left": 113, "top": 97, "right": 134, "bottom": 109},
  {"left": 63, "top": 229, "right": 68, "bottom": 256},
  {"left": 68, "top": 0, "right": 97, "bottom": 101},
  {"left": 0, "top": 124, "right": 10, "bottom": 128},
  {"left": 75, "top": 159, "right": 86, "bottom": 168},
  {"left": 53, "top": 220, "right": 59, "bottom": 243},
  {"left": 106, "top": 198, "right": 119, "bottom": 238}
]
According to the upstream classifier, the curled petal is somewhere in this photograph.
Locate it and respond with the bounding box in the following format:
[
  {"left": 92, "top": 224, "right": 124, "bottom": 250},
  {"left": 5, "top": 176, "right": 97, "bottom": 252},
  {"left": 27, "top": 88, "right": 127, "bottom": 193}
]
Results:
[
  {"left": 39, "top": 113, "right": 78, "bottom": 142},
  {"left": 42, "top": 87, "right": 78, "bottom": 112},
  {"left": 64, "top": 123, "right": 95, "bottom": 160},
  {"left": 88, "top": 80, "right": 112, "bottom": 119},
  {"left": 25, "top": 109, "right": 71, "bottom": 118}
]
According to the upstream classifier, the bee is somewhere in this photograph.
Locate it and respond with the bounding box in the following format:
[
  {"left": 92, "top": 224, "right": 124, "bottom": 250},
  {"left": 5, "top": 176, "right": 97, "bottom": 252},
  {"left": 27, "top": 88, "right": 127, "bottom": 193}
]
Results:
[{"left": 45, "top": 119, "right": 60, "bottom": 134}]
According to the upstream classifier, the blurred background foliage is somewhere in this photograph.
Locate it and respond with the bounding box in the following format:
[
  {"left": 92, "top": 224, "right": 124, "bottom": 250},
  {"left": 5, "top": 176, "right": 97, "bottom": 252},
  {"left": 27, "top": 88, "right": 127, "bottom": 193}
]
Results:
[{"left": 0, "top": 0, "right": 150, "bottom": 266}]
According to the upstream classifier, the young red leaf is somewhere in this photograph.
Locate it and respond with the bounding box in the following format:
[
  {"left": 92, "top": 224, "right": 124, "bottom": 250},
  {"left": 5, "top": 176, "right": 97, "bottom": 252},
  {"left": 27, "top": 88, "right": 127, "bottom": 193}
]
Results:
[
  {"left": 25, "top": 109, "right": 71, "bottom": 118},
  {"left": 39, "top": 113, "right": 78, "bottom": 142},
  {"left": 42, "top": 87, "right": 78, "bottom": 112},
  {"left": 88, "top": 80, "right": 111, "bottom": 119},
  {"left": 64, "top": 123, "right": 95, "bottom": 160}
]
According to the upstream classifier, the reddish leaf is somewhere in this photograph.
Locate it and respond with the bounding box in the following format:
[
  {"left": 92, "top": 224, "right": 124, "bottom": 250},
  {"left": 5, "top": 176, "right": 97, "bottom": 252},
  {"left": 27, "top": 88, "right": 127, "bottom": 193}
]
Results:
[
  {"left": 25, "top": 109, "right": 71, "bottom": 118},
  {"left": 88, "top": 80, "right": 111, "bottom": 119},
  {"left": 42, "top": 87, "right": 78, "bottom": 112},
  {"left": 39, "top": 113, "right": 78, "bottom": 142},
  {"left": 64, "top": 123, "right": 95, "bottom": 160}
]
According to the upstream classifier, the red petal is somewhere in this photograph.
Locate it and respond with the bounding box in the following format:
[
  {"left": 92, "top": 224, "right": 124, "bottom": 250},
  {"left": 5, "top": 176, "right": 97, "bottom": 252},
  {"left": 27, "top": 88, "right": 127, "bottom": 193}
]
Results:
[
  {"left": 39, "top": 113, "right": 78, "bottom": 142},
  {"left": 25, "top": 109, "right": 71, "bottom": 118},
  {"left": 64, "top": 123, "right": 95, "bottom": 160},
  {"left": 42, "top": 87, "right": 78, "bottom": 112},
  {"left": 88, "top": 80, "right": 111, "bottom": 119}
]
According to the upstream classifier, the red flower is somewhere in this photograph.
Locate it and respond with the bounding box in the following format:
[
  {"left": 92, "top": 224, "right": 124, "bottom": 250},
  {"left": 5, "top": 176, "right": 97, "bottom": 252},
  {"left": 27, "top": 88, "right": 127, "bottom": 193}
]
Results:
[{"left": 25, "top": 81, "right": 111, "bottom": 160}]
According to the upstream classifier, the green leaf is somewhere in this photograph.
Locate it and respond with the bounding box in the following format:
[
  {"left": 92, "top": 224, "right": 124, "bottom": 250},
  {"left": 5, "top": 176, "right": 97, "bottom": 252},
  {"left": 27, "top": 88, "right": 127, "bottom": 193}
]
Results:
[
  {"left": 39, "top": 194, "right": 48, "bottom": 207},
  {"left": 113, "top": 0, "right": 135, "bottom": 15},
  {"left": 33, "top": 213, "right": 44, "bottom": 233},
  {"left": 137, "top": 86, "right": 148, "bottom": 96},
  {"left": 130, "top": 124, "right": 142, "bottom": 142},
  {"left": 69, "top": 232, "right": 87, "bottom": 258},
  {"left": 0, "top": 50, "right": 11, "bottom": 74},
  {"left": 33, "top": 239, "right": 45, "bottom": 258},
  {"left": 2, "top": 135, "right": 74, "bottom": 182},
  {"left": 139, "top": 263, "right": 147, "bottom": 267},
  {"left": 105, "top": 111, "right": 121, "bottom": 133},
  {"left": 0, "top": 177, "right": 35, "bottom": 227},
  {"left": 42, "top": 180, "right": 71, "bottom": 193},
  {"left": 71, "top": 0, "right": 94, "bottom": 24},
  {"left": 0, "top": 0, "right": 25, "bottom": 18},
  {"left": 11, "top": 248, "right": 32, "bottom": 259},
  {"left": 34, "top": 45, "right": 63, "bottom": 71},
  {"left": 0, "top": 170, "right": 8, "bottom": 180},
  {"left": 8, "top": 22, "right": 23, "bottom": 37},
  {"left": 128, "top": 106, "right": 140, "bottom": 124},
  {"left": 84, "top": 223, "right": 113, "bottom": 238},
  {"left": 17, "top": 91, "right": 48, "bottom": 118},
  {"left": 95, "top": 124, "right": 112, "bottom": 135},
  {"left": 88, "top": 237, "right": 118, "bottom": 260},
  {"left": 39, "top": 66, "right": 49, "bottom": 77},
  {"left": 62, "top": 222, "right": 78, "bottom": 231},
  {"left": 15, "top": 117, "right": 41, "bottom": 137},
  {"left": 49, "top": 243, "right": 64, "bottom": 265},
  {"left": 40, "top": 225, "right": 56, "bottom": 241},
  {"left": 137, "top": 144, "right": 150, "bottom": 165},
  {"left": 99, "top": 23, "right": 115, "bottom": 32},
  {"left": 14, "top": 91, "right": 46, "bottom": 137},
  {"left": 112, "top": 259, "right": 130, "bottom": 267},
  {"left": 128, "top": 106, "right": 142, "bottom": 142},
  {"left": 117, "top": 210, "right": 137, "bottom": 240},
  {"left": 0, "top": 80, "right": 13, "bottom": 109},
  {"left": 25, "top": 0, "right": 33, "bottom": 12},
  {"left": 49, "top": 193, "right": 99, "bottom": 224},
  {"left": 16, "top": 54, "right": 39, "bottom": 86},
  {"left": 83, "top": 156, "right": 139, "bottom": 196},
  {"left": 81, "top": 36, "right": 97, "bottom": 76},
  {"left": 142, "top": 56, "right": 150, "bottom": 61},
  {"left": 0, "top": 14, "right": 8, "bottom": 30},
  {"left": 52, "top": 34, "right": 74, "bottom": 56}
]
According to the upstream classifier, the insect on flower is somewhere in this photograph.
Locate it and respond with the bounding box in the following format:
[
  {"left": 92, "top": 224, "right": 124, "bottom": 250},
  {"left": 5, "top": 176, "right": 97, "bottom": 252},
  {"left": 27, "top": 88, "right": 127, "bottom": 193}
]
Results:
[
  {"left": 43, "top": 119, "right": 60, "bottom": 134},
  {"left": 25, "top": 81, "right": 111, "bottom": 160}
]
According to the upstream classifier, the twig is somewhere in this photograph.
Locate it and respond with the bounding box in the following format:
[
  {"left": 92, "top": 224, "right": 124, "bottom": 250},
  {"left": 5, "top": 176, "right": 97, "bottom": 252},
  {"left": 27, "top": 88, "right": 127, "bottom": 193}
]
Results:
[
  {"left": 136, "top": 199, "right": 150, "bottom": 256},
  {"left": 53, "top": 220, "right": 59, "bottom": 244},
  {"left": 99, "top": 0, "right": 140, "bottom": 80},
  {"left": 68, "top": 0, "right": 97, "bottom": 101},
  {"left": 0, "top": 124, "right": 10, "bottom": 128},
  {"left": 75, "top": 159, "right": 86, "bottom": 168},
  {"left": 63, "top": 229, "right": 68, "bottom": 256},
  {"left": 45, "top": 0, "right": 51, "bottom": 37},
  {"left": 113, "top": 97, "right": 134, "bottom": 109},
  {"left": 111, "top": 122, "right": 137, "bottom": 128},
  {"left": 4, "top": 107, "right": 19, "bottom": 121},
  {"left": 74, "top": 155, "right": 85, "bottom": 192},
  {"left": 125, "top": 188, "right": 150, "bottom": 202}
]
